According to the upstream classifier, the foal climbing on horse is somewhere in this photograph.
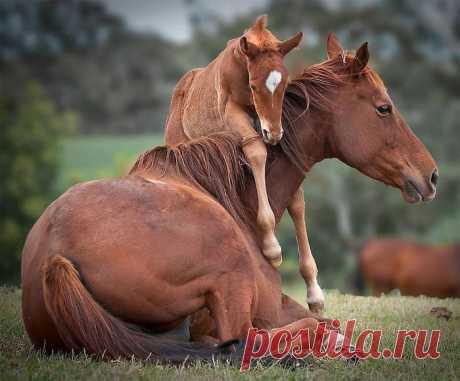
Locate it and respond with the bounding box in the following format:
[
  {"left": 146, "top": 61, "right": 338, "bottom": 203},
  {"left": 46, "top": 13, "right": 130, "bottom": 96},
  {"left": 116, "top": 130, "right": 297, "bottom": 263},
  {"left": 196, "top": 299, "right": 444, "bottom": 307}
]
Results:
[{"left": 165, "top": 15, "right": 303, "bottom": 267}]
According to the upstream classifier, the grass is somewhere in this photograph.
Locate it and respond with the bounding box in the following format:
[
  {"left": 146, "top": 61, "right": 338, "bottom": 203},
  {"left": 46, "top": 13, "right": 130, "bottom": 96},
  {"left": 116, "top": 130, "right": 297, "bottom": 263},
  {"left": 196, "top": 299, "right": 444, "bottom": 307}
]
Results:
[{"left": 1, "top": 286, "right": 459, "bottom": 380}]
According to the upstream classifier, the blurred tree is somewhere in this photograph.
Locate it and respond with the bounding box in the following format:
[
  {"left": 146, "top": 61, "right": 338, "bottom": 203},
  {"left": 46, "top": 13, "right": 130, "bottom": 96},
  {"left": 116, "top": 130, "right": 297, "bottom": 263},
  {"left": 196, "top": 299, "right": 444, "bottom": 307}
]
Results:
[
  {"left": 0, "top": 82, "right": 75, "bottom": 284},
  {"left": 0, "top": 0, "right": 123, "bottom": 60},
  {"left": 0, "top": 0, "right": 182, "bottom": 134}
]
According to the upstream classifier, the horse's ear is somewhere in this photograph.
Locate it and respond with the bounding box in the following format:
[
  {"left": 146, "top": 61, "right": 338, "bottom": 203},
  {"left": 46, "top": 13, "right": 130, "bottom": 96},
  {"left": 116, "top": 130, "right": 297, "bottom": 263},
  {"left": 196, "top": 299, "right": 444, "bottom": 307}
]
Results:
[
  {"left": 351, "top": 42, "right": 369, "bottom": 74},
  {"left": 327, "top": 32, "right": 343, "bottom": 59},
  {"left": 239, "top": 36, "right": 259, "bottom": 59},
  {"left": 279, "top": 32, "right": 303, "bottom": 56},
  {"left": 252, "top": 15, "right": 268, "bottom": 32}
]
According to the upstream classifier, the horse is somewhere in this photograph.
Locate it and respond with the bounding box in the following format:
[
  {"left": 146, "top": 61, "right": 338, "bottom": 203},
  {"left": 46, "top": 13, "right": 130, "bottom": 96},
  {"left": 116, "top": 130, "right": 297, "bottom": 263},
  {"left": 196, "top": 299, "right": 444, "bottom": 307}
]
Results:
[
  {"left": 21, "top": 133, "right": 337, "bottom": 364},
  {"left": 357, "top": 238, "right": 460, "bottom": 297},
  {"left": 21, "top": 34, "right": 438, "bottom": 363},
  {"left": 166, "top": 33, "right": 439, "bottom": 314},
  {"left": 165, "top": 15, "right": 303, "bottom": 267}
]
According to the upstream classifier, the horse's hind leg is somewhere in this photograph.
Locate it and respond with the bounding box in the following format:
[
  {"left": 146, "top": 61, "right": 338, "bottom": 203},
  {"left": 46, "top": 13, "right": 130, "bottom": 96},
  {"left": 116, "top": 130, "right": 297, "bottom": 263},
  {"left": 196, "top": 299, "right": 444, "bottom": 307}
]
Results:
[
  {"left": 287, "top": 187, "right": 324, "bottom": 313},
  {"left": 205, "top": 273, "right": 254, "bottom": 343}
]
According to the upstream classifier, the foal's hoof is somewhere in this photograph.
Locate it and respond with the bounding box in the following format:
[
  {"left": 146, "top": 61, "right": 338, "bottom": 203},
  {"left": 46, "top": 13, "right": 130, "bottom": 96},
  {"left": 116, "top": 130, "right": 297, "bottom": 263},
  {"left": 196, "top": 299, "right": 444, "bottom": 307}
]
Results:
[
  {"left": 307, "top": 300, "right": 324, "bottom": 314},
  {"left": 269, "top": 255, "right": 282, "bottom": 268},
  {"left": 262, "top": 240, "right": 282, "bottom": 268}
]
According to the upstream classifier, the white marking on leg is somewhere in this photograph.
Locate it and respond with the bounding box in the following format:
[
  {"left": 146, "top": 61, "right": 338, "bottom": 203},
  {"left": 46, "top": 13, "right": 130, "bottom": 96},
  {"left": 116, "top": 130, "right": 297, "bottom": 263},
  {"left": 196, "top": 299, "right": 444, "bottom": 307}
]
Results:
[
  {"left": 265, "top": 70, "right": 282, "bottom": 94},
  {"left": 306, "top": 279, "right": 325, "bottom": 305}
]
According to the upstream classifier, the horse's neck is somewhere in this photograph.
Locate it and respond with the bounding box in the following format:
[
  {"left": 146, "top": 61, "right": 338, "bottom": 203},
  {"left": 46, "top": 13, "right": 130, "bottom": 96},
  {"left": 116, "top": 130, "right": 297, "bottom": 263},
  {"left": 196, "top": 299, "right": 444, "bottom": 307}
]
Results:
[
  {"left": 262, "top": 110, "right": 332, "bottom": 221},
  {"left": 217, "top": 41, "right": 251, "bottom": 104}
]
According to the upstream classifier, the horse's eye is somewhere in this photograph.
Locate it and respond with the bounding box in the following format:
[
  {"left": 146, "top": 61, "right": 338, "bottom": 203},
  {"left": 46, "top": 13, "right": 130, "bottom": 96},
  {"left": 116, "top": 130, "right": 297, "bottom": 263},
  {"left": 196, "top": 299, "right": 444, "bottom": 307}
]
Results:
[
  {"left": 376, "top": 104, "right": 392, "bottom": 116},
  {"left": 250, "top": 84, "right": 257, "bottom": 91}
]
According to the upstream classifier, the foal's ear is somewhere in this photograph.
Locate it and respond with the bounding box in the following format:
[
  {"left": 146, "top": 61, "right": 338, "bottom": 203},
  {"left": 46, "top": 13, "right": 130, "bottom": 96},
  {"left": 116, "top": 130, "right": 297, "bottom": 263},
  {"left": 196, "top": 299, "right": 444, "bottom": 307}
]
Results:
[
  {"left": 252, "top": 15, "right": 268, "bottom": 32},
  {"left": 327, "top": 32, "right": 343, "bottom": 59},
  {"left": 240, "top": 36, "right": 260, "bottom": 59},
  {"left": 279, "top": 32, "right": 303, "bottom": 56},
  {"left": 351, "top": 42, "right": 369, "bottom": 75}
]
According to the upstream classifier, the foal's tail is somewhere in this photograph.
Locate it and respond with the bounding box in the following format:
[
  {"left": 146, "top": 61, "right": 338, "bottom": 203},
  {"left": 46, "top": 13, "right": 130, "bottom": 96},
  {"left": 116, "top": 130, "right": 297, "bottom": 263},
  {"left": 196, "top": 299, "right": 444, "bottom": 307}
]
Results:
[{"left": 42, "top": 255, "right": 233, "bottom": 363}]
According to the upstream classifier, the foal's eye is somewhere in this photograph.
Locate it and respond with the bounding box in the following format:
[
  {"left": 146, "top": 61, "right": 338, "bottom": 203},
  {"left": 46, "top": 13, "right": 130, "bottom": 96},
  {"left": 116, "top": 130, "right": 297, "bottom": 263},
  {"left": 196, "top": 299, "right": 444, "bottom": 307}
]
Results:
[{"left": 376, "top": 104, "right": 392, "bottom": 116}]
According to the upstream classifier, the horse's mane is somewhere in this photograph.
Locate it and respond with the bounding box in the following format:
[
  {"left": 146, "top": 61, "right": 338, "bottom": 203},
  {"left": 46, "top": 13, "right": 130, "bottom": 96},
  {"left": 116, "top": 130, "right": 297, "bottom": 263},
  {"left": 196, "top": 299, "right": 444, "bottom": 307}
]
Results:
[
  {"left": 130, "top": 54, "right": 385, "bottom": 227},
  {"left": 129, "top": 132, "right": 252, "bottom": 229}
]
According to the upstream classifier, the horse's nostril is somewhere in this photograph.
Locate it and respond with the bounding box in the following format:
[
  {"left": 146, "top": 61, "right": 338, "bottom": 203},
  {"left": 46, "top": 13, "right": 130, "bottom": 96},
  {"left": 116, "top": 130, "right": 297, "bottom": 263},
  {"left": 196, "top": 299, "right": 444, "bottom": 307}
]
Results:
[
  {"left": 261, "top": 129, "right": 269, "bottom": 141},
  {"left": 430, "top": 168, "right": 439, "bottom": 187}
]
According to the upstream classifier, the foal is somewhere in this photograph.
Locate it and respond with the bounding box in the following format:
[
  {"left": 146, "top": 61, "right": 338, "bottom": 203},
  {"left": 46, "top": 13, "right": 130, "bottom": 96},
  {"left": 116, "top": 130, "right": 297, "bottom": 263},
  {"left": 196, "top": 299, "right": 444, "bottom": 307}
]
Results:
[{"left": 165, "top": 15, "right": 303, "bottom": 266}]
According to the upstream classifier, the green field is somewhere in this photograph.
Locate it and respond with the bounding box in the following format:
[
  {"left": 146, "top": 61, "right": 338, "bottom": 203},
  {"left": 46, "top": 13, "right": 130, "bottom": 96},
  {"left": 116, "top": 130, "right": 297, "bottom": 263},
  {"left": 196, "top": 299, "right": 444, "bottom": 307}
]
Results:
[
  {"left": 56, "top": 134, "right": 163, "bottom": 193},
  {"left": 2, "top": 287, "right": 459, "bottom": 380}
]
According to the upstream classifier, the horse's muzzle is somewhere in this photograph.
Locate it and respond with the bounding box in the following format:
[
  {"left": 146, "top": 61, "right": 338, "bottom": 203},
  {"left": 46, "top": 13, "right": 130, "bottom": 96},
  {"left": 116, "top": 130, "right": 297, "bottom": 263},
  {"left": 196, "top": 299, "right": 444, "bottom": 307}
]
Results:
[
  {"left": 402, "top": 171, "right": 437, "bottom": 203},
  {"left": 261, "top": 127, "right": 283, "bottom": 145}
]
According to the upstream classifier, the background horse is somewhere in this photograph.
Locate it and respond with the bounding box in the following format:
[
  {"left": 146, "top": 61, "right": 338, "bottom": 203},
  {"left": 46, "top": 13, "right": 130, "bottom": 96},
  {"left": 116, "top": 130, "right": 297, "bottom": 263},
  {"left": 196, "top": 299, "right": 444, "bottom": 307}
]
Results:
[
  {"left": 21, "top": 34, "right": 437, "bottom": 362},
  {"left": 165, "top": 15, "right": 303, "bottom": 267},
  {"left": 357, "top": 238, "right": 460, "bottom": 297}
]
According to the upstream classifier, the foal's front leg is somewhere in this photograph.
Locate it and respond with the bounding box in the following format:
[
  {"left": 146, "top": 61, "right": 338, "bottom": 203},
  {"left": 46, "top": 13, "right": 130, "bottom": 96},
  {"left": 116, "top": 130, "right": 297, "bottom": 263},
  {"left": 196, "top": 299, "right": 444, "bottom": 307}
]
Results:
[
  {"left": 242, "top": 138, "right": 282, "bottom": 266},
  {"left": 225, "top": 101, "right": 282, "bottom": 266},
  {"left": 288, "top": 187, "right": 325, "bottom": 313}
]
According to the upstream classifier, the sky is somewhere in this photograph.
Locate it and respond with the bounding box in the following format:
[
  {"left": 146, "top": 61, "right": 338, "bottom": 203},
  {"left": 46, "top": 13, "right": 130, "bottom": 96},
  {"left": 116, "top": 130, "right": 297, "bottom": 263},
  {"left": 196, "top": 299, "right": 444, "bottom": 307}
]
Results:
[{"left": 99, "top": 0, "right": 268, "bottom": 42}]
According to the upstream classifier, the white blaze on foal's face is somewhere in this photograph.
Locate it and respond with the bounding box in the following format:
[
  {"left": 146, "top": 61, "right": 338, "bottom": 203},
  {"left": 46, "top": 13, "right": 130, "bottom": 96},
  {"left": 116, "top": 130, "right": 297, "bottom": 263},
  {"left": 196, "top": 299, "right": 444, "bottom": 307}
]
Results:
[{"left": 265, "top": 70, "right": 282, "bottom": 94}]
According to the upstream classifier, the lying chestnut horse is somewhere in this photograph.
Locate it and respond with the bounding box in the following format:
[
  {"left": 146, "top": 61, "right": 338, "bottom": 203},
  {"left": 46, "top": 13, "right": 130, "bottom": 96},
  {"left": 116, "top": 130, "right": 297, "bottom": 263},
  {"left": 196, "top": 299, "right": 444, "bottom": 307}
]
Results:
[
  {"left": 21, "top": 35, "right": 437, "bottom": 363},
  {"left": 165, "top": 15, "right": 303, "bottom": 267},
  {"left": 358, "top": 238, "right": 460, "bottom": 297},
  {"left": 21, "top": 133, "right": 335, "bottom": 363}
]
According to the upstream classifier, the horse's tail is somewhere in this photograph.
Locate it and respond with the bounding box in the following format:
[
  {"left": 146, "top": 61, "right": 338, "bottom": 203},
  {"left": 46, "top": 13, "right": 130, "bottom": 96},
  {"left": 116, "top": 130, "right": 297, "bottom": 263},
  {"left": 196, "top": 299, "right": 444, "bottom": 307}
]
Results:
[{"left": 42, "top": 255, "right": 232, "bottom": 363}]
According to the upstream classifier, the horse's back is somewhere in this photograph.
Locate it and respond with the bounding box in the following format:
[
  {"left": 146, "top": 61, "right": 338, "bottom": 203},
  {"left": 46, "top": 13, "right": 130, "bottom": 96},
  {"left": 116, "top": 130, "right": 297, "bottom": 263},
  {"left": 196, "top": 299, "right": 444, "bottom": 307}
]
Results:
[
  {"left": 360, "top": 238, "right": 404, "bottom": 294},
  {"left": 21, "top": 176, "right": 253, "bottom": 345},
  {"left": 360, "top": 238, "right": 460, "bottom": 297},
  {"left": 397, "top": 246, "right": 460, "bottom": 297},
  {"left": 165, "top": 69, "right": 201, "bottom": 145}
]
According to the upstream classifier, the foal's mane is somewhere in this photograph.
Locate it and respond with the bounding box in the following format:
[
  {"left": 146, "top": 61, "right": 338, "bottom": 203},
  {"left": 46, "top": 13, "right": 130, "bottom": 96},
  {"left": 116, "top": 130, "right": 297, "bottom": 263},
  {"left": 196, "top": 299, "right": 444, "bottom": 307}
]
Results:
[{"left": 130, "top": 54, "right": 384, "bottom": 227}]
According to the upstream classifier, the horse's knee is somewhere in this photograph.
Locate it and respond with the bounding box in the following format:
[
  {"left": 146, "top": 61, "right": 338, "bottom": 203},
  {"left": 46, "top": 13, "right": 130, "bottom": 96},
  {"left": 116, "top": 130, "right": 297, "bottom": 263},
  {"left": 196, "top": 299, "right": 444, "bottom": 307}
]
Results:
[
  {"left": 289, "top": 198, "right": 305, "bottom": 217},
  {"left": 243, "top": 141, "right": 267, "bottom": 168},
  {"left": 288, "top": 189, "right": 305, "bottom": 216}
]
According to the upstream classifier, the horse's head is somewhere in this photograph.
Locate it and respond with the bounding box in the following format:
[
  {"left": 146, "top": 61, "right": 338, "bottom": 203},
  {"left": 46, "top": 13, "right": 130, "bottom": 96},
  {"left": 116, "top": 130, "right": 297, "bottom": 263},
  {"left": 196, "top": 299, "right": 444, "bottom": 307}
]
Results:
[
  {"left": 324, "top": 33, "right": 438, "bottom": 203},
  {"left": 240, "top": 15, "right": 302, "bottom": 145}
]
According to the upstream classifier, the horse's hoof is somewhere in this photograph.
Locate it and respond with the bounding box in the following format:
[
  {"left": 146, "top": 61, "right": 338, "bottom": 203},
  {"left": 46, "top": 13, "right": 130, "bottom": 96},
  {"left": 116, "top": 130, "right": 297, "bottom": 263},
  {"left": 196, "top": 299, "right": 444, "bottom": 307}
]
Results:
[
  {"left": 269, "top": 255, "right": 282, "bottom": 268},
  {"left": 307, "top": 282, "right": 325, "bottom": 313},
  {"left": 262, "top": 241, "right": 282, "bottom": 267},
  {"left": 308, "top": 301, "right": 324, "bottom": 314}
]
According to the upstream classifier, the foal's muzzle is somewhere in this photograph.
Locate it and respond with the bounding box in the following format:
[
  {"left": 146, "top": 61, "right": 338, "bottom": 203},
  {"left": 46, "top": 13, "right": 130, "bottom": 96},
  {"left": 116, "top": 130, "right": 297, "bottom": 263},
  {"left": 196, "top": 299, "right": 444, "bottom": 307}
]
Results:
[{"left": 261, "top": 126, "right": 283, "bottom": 145}]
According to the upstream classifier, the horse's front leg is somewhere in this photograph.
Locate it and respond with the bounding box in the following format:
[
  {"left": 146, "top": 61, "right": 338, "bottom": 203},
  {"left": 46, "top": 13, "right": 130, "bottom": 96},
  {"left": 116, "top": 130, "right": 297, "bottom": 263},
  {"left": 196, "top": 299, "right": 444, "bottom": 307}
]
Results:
[
  {"left": 243, "top": 138, "right": 282, "bottom": 266},
  {"left": 225, "top": 102, "right": 282, "bottom": 266},
  {"left": 287, "top": 187, "right": 325, "bottom": 313}
]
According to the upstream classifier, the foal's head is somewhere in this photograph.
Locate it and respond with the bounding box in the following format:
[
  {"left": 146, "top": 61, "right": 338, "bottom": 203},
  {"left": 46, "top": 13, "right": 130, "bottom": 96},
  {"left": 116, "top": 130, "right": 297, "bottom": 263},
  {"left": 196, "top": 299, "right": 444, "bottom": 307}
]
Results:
[
  {"left": 323, "top": 33, "right": 438, "bottom": 203},
  {"left": 239, "top": 15, "right": 302, "bottom": 145}
]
